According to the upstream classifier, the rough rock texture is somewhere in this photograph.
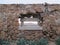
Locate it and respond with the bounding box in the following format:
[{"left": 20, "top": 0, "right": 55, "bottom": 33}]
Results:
[{"left": 0, "top": 4, "right": 60, "bottom": 45}]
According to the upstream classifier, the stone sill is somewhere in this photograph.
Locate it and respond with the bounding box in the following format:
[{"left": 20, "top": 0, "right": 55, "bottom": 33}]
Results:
[{"left": 18, "top": 24, "right": 43, "bottom": 30}]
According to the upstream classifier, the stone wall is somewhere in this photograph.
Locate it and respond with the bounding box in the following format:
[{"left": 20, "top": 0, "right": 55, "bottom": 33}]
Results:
[{"left": 0, "top": 4, "right": 60, "bottom": 45}]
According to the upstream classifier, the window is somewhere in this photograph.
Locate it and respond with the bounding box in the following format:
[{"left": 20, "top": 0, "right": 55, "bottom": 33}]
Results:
[{"left": 18, "top": 18, "right": 43, "bottom": 30}]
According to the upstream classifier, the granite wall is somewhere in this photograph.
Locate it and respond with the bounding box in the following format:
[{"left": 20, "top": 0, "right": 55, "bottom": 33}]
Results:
[{"left": 0, "top": 4, "right": 60, "bottom": 45}]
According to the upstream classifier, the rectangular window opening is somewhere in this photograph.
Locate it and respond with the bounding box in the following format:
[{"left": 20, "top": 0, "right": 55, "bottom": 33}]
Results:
[{"left": 18, "top": 17, "right": 43, "bottom": 30}]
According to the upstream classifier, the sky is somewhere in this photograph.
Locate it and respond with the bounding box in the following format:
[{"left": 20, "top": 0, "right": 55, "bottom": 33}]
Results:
[{"left": 0, "top": 0, "right": 60, "bottom": 4}]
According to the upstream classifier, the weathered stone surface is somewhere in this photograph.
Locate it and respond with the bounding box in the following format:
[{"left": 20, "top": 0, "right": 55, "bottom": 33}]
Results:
[
  {"left": 48, "top": 41, "right": 56, "bottom": 45},
  {"left": 0, "top": 4, "right": 60, "bottom": 45}
]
